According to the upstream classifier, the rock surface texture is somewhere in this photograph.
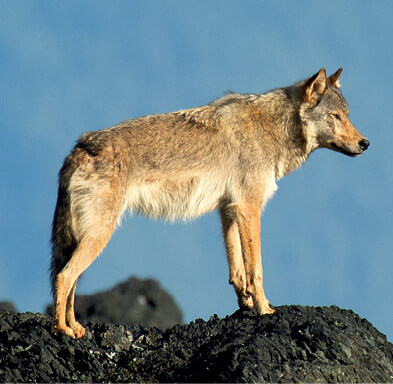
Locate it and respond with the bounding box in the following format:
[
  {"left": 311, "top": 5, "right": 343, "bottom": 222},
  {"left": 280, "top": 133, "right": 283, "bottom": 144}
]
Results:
[
  {"left": 46, "top": 277, "right": 183, "bottom": 330},
  {"left": 0, "top": 305, "right": 392, "bottom": 382}
]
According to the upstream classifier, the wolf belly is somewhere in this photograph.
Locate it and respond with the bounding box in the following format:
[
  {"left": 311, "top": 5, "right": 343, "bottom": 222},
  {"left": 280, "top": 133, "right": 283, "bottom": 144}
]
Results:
[{"left": 126, "top": 175, "right": 227, "bottom": 221}]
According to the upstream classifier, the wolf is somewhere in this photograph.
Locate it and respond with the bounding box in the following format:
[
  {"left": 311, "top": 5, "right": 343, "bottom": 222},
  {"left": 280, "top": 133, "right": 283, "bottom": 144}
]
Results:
[{"left": 50, "top": 67, "right": 369, "bottom": 338}]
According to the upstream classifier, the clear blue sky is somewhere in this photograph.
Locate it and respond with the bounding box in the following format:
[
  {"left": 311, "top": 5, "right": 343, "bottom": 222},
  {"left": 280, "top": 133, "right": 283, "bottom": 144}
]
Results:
[{"left": 1, "top": 1, "right": 392, "bottom": 341}]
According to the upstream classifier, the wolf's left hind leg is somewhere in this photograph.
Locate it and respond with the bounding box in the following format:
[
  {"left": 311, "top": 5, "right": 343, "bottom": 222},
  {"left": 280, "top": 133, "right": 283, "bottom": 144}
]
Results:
[
  {"left": 220, "top": 207, "right": 253, "bottom": 309},
  {"left": 53, "top": 231, "right": 114, "bottom": 339},
  {"left": 65, "top": 281, "right": 85, "bottom": 339}
]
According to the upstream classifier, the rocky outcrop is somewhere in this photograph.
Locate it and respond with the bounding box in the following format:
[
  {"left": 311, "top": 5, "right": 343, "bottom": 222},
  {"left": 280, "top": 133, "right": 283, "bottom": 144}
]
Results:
[
  {"left": 0, "top": 302, "right": 17, "bottom": 313},
  {"left": 1, "top": 305, "right": 392, "bottom": 382},
  {"left": 46, "top": 277, "right": 183, "bottom": 330}
]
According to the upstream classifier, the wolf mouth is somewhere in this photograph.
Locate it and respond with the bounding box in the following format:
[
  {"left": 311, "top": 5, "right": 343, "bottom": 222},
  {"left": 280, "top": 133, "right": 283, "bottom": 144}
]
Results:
[{"left": 330, "top": 143, "right": 359, "bottom": 157}]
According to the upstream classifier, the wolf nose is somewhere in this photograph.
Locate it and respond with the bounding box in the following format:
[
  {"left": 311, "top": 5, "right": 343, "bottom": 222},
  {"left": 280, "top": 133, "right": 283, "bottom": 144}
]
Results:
[{"left": 359, "top": 139, "right": 370, "bottom": 151}]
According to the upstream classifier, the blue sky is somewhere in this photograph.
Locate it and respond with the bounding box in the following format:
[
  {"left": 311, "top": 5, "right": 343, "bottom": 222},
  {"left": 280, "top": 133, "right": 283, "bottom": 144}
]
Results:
[{"left": 1, "top": 1, "right": 392, "bottom": 340}]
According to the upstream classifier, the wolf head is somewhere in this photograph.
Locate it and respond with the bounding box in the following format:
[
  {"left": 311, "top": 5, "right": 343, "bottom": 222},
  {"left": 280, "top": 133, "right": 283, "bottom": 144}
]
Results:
[{"left": 300, "top": 68, "right": 369, "bottom": 157}]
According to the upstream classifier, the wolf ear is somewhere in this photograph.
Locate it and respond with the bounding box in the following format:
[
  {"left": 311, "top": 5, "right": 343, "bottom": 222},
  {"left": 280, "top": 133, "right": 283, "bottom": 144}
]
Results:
[
  {"left": 327, "top": 67, "right": 343, "bottom": 88},
  {"left": 303, "top": 68, "right": 327, "bottom": 105}
]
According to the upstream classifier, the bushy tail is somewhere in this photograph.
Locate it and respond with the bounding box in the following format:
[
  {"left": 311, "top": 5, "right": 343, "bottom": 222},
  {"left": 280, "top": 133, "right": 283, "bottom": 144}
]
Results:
[{"left": 50, "top": 158, "right": 78, "bottom": 294}]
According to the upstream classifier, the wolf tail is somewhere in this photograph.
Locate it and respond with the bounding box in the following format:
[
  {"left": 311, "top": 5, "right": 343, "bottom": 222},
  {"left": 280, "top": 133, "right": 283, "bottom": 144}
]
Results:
[{"left": 50, "top": 156, "right": 78, "bottom": 294}]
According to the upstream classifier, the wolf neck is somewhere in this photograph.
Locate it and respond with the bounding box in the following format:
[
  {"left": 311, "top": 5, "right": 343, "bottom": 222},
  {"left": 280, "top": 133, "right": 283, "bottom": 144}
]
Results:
[{"left": 254, "top": 88, "right": 317, "bottom": 180}]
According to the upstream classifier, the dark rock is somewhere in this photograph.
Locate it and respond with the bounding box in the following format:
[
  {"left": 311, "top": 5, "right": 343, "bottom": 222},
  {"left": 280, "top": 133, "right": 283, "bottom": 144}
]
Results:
[
  {"left": 0, "top": 302, "right": 17, "bottom": 313},
  {"left": 46, "top": 277, "right": 182, "bottom": 330},
  {"left": 1, "top": 305, "right": 392, "bottom": 382}
]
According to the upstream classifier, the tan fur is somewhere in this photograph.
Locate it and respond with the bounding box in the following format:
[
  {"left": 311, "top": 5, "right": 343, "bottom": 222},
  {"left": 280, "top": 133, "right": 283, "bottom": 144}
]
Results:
[{"left": 50, "top": 68, "right": 369, "bottom": 338}]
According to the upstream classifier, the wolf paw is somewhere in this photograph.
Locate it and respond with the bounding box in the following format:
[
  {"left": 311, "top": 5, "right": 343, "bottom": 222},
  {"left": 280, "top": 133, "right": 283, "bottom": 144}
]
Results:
[
  {"left": 239, "top": 294, "right": 254, "bottom": 310},
  {"left": 52, "top": 323, "right": 76, "bottom": 339},
  {"left": 262, "top": 306, "right": 275, "bottom": 315},
  {"left": 258, "top": 301, "right": 275, "bottom": 315},
  {"left": 70, "top": 321, "right": 86, "bottom": 339}
]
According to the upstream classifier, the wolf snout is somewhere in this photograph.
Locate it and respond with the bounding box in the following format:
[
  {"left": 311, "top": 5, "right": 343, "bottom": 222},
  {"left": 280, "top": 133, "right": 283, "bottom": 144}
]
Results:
[{"left": 358, "top": 138, "right": 370, "bottom": 151}]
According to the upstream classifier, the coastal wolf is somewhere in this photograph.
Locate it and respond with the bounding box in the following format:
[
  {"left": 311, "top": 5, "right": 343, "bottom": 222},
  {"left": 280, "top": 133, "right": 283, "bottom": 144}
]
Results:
[{"left": 51, "top": 67, "right": 369, "bottom": 338}]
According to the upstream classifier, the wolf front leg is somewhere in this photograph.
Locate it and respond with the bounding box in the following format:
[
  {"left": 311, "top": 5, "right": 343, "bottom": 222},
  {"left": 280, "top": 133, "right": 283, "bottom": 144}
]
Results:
[
  {"left": 220, "top": 207, "right": 254, "bottom": 309},
  {"left": 230, "top": 202, "right": 274, "bottom": 315}
]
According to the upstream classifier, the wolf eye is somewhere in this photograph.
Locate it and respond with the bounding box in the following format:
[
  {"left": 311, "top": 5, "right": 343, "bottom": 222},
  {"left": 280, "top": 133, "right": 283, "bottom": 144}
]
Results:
[{"left": 331, "top": 113, "right": 341, "bottom": 120}]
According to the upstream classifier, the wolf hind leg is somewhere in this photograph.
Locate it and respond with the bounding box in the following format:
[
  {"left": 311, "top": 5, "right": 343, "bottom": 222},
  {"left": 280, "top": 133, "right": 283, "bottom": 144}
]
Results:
[
  {"left": 65, "top": 281, "right": 85, "bottom": 339},
  {"left": 220, "top": 207, "right": 253, "bottom": 310},
  {"left": 52, "top": 228, "right": 114, "bottom": 338},
  {"left": 52, "top": 182, "right": 124, "bottom": 338}
]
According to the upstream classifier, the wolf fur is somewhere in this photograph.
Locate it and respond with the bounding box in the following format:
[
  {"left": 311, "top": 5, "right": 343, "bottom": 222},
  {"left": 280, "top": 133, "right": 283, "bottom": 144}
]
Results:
[{"left": 51, "top": 67, "right": 369, "bottom": 338}]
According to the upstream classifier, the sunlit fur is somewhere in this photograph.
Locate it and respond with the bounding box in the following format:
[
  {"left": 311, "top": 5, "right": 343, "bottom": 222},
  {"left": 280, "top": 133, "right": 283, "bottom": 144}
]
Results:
[{"left": 50, "top": 67, "right": 369, "bottom": 338}]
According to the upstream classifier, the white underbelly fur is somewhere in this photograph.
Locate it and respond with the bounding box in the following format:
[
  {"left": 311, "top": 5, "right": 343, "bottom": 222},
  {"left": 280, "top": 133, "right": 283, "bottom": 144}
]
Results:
[{"left": 126, "top": 175, "right": 227, "bottom": 221}]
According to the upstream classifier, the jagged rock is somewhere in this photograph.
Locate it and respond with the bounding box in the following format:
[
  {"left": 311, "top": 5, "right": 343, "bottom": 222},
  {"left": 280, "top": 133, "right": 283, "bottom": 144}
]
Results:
[
  {"left": 0, "top": 302, "right": 17, "bottom": 313},
  {"left": 46, "top": 277, "right": 182, "bottom": 330},
  {"left": 1, "top": 305, "right": 392, "bottom": 382}
]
